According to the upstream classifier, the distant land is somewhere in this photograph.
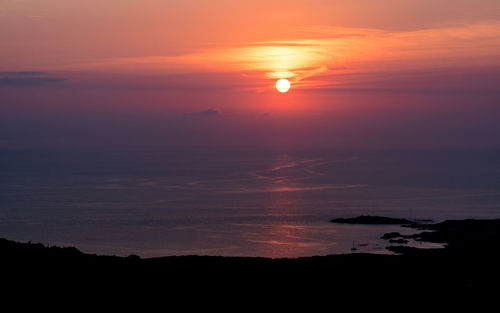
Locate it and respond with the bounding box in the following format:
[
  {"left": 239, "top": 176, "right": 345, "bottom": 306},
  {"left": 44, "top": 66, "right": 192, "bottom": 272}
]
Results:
[
  {"left": 330, "top": 215, "right": 418, "bottom": 225},
  {"left": 2, "top": 216, "right": 500, "bottom": 299}
]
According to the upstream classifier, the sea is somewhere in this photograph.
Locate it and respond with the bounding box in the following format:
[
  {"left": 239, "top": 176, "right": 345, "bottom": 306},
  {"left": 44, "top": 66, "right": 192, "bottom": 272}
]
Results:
[{"left": 1, "top": 147, "right": 500, "bottom": 258}]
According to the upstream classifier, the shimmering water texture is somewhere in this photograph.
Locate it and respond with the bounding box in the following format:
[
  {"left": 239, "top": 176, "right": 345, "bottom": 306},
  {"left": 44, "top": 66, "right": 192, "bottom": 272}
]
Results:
[{"left": 1, "top": 149, "right": 499, "bottom": 258}]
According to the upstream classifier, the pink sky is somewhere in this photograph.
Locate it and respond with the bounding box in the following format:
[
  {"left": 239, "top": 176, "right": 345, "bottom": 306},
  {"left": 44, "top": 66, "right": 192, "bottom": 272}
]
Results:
[{"left": 1, "top": 1, "right": 500, "bottom": 149}]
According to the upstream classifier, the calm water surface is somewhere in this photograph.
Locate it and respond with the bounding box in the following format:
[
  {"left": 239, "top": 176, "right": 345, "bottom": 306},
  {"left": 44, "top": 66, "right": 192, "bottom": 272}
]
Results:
[{"left": 1, "top": 148, "right": 499, "bottom": 257}]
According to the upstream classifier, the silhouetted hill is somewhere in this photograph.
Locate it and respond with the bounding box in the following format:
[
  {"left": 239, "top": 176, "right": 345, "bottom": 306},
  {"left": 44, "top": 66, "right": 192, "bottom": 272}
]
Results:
[{"left": 2, "top": 217, "right": 500, "bottom": 300}]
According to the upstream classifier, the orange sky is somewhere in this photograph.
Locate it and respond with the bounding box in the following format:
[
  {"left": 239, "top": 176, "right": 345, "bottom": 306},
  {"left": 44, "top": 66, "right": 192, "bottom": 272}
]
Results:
[
  {"left": 2, "top": 1, "right": 500, "bottom": 81},
  {"left": 1, "top": 1, "right": 500, "bottom": 149}
]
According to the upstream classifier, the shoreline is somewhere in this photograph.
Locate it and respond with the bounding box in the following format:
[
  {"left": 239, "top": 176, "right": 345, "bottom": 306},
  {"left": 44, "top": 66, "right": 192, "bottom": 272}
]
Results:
[
  {"left": 3, "top": 216, "right": 500, "bottom": 296},
  {"left": 4, "top": 216, "right": 500, "bottom": 259}
]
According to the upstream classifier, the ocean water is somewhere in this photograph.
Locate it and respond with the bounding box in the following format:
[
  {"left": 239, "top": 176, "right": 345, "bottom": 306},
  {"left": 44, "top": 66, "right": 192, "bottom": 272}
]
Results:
[{"left": 1, "top": 147, "right": 500, "bottom": 258}]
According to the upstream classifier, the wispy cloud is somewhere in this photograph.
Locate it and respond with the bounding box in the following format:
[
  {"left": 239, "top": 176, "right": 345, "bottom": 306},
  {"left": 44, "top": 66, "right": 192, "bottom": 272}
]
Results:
[
  {"left": 185, "top": 109, "right": 220, "bottom": 118},
  {"left": 67, "top": 21, "right": 500, "bottom": 91},
  {"left": 0, "top": 72, "right": 65, "bottom": 87},
  {"left": 0, "top": 71, "right": 46, "bottom": 76}
]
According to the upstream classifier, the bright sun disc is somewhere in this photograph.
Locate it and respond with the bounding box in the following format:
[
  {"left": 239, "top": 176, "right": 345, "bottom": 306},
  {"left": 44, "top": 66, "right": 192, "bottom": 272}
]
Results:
[{"left": 276, "top": 79, "right": 291, "bottom": 93}]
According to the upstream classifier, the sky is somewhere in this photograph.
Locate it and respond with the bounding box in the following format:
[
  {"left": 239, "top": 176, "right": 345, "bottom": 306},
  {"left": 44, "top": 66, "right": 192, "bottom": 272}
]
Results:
[{"left": 1, "top": 0, "right": 500, "bottom": 150}]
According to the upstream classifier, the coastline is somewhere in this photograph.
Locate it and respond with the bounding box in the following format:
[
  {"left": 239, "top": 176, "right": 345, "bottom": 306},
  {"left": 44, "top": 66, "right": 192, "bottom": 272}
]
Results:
[{"left": 2, "top": 217, "right": 500, "bottom": 297}]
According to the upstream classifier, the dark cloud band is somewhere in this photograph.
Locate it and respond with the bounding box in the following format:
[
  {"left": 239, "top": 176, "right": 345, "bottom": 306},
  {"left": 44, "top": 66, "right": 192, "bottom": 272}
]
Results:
[{"left": 0, "top": 72, "right": 65, "bottom": 87}]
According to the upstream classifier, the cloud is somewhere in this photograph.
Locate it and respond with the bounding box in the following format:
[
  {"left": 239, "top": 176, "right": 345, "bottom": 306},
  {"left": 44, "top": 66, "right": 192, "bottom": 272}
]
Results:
[
  {"left": 107, "top": 21, "right": 500, "bottom": 91},
  {"left": 185, "top": 109, "right": 219, "bottom": 117},
  {"left": 0, "top": 72, "right": 65, "bottom": 87},
  {"left": 0, "top": 72, "right": 46, "bottom": 76}
]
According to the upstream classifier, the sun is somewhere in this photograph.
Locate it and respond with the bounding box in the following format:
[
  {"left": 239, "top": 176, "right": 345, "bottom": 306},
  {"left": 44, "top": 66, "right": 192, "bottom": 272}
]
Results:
[{"left": 276, "top": 79, "right": 291, "bottom": 93}]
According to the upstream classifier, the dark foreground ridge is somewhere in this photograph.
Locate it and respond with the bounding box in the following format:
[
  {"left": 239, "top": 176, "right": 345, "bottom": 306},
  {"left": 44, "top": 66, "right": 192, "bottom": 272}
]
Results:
[{"left": 2, "top": 217, "right": 500, "bottom": 299}]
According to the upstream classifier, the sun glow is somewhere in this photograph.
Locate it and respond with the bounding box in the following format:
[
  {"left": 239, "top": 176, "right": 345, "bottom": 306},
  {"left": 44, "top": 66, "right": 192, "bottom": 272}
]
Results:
[{"left": 276, "top": 79, "right": 291, "bottom": 92}]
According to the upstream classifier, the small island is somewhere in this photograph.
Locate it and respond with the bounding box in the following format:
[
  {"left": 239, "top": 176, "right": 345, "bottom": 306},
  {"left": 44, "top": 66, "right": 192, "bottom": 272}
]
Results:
[
  {"left": 380, "top": 218, "right": 500, "bottom": 254},
  {"left": 330, "top": 215, "right": 417, "bottom": 225}
]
